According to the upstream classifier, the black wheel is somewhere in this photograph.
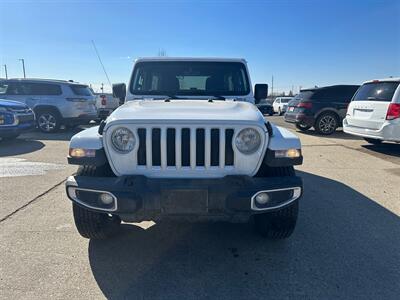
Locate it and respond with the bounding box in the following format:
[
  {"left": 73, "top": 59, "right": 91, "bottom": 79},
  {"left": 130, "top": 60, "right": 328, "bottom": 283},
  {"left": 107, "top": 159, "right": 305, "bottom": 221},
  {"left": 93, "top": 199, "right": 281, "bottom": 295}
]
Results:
[
  {"left": 278, "top": 108, "right": 282, "bottom": 116},
  {"left": 364, "top": 138, "right": 382, "bottom": 145},
  {"left": 253, "top": 166, "right": 299, "bottom": 239},
  {"left": 315, "top": 112, "right": 338, "bottom": 135},
  {"left": 36, "top": 109, "right": 61, "bottom": 133},
  {"left": 72, "top": 165, "right": 120, "bottom": 239},
  {"left": 296, "top": 123, "right": 311, "bottom": 132},
  {"left": 268, "top": 112, "right": 274, "bottom": 116}
]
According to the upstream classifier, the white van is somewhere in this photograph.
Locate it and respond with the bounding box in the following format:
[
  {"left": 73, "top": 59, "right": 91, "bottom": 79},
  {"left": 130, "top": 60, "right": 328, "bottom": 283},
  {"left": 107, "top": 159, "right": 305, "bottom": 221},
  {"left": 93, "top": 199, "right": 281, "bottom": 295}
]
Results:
[{"left": 343, "top": 78, "right": 400, "bottom": 144}]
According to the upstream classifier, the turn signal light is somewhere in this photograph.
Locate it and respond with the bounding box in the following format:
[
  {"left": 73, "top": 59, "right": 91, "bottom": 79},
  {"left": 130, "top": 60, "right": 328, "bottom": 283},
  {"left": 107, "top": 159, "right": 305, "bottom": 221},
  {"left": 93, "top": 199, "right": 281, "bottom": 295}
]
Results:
[
  {"left": 69, "top": 148, "right": 96, "bottom": 158},
  {"left": 275, "top": 149, "right": 301, "bottom": 158},
  {"left": 386, "top": 103, "right": 400, "bottom": 120}
]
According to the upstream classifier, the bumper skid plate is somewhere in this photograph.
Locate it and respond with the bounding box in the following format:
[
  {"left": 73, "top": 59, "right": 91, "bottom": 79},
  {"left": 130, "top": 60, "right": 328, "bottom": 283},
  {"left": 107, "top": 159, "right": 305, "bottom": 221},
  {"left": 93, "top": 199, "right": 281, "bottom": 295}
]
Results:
[{"left": 66, "top": 175, "right": 302, "bottom": 221}]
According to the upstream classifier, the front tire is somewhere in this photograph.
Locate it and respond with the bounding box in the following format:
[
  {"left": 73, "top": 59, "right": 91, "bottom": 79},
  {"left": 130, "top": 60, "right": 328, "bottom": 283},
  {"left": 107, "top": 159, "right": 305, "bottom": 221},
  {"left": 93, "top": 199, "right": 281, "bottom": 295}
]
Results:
[
  {"left": 364, "top": 138, "right": 382, "bottom": 145},
  {"left": 253, "top": 166, "right": 299, "bottom": 239},
  {"left": 72, "top": 165, "right": 120, "bottom": 239},
  {"left": 73, "top": 203, "right": 121, "bottom": 240},
  {"left": 296, "top": 123, "right": 311, "bottom": 131}
]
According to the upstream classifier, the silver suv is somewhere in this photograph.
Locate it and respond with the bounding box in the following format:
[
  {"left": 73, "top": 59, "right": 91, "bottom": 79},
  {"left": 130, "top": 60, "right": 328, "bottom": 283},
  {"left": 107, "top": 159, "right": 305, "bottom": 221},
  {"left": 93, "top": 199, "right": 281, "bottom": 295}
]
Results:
[{"left": 0, "top": 79, "right": 97, "bottom": 133}]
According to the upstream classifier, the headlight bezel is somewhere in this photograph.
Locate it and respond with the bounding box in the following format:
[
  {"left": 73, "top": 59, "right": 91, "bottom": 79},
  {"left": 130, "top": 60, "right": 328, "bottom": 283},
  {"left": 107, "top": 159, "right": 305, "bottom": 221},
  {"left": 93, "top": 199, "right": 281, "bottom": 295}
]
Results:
[
  {"left": 110, "top": 127, "right": 136, "bottom": 154},
  {"left": 234, "top": 127, "right": 262, "bottom": 155}
]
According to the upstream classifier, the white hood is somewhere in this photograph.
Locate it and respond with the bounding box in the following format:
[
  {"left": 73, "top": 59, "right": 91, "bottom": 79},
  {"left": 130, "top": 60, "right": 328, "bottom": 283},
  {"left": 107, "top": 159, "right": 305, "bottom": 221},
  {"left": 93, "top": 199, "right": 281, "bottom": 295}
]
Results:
[{"left": 106, "top": 100, "right": 265, "bottom": 124}]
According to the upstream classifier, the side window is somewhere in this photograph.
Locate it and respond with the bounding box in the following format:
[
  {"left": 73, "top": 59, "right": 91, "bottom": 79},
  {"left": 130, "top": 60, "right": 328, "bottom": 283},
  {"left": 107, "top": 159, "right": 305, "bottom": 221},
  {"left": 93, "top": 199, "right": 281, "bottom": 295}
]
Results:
[
  {"left": 33, "top": 84, "right": 62, "bottom": 95},
  {"left": 5, "top": 82, "right": 23, "bottom": 95}
]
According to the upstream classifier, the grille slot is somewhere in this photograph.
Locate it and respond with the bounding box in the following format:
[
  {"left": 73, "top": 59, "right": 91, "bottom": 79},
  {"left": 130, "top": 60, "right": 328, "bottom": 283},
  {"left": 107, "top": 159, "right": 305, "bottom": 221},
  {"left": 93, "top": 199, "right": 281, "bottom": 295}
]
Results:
[
  {"left": 152, "top": 128, "right": 161, "bottom": 166},
  {"left": 210, "top": 129, "right": 220, "bottom": 166},
  {"left": 134, "top": 126, "right": 237, "bottom": 171},
  {"left": 225, "top": 129, "right": 234, "bottom": 166},
  {"left": 137, "top": 128, "right": 146, "bottom": 165}
]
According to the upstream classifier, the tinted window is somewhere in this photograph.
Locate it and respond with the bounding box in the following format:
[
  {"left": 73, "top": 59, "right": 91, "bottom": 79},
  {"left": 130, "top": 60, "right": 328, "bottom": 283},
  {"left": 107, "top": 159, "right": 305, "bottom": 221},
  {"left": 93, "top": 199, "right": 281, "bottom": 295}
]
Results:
[
  {"left": 0, "top": 82, "right": 62, "bottom": 95},
  {"left": 70, "top": 85, "right": 93, "bottom": 96},
  {"left": 130, "top": 61, "right": 250, "bottom": 96},
  {"left": 0, "top": 82, "right": 7, "bottom": 94},
  {"left": 293, "top": 91, "right": 314, "bottom": 101},
  {"left": 353, "top": 82, "right": 399, "bottom": 102},
  {"left": 281, "top": 98, "right": 291, "bottom": 103},
  {"left": 311, "top": 86, "right": 358, "bottom": 102}
]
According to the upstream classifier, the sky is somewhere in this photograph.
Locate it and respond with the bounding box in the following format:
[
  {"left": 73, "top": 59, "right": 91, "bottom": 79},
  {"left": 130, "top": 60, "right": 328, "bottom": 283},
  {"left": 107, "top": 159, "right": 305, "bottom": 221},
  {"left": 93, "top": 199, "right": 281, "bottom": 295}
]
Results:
[{"left": 0, "top": 0, "right": 399, "bottom": 94}]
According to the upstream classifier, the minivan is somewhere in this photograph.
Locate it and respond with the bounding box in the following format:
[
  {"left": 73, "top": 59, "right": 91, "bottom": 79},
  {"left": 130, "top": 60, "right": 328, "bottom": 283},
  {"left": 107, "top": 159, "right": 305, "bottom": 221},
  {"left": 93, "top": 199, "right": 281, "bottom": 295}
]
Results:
[
  {"left": 0, "top": 79, "right": 97, "bottom": 133},
  {"left": 343, "top": 78, "right": 400, "bottom": 144},
  {"left": 284, "top": 85, "right": 360, "bottom": 135}
]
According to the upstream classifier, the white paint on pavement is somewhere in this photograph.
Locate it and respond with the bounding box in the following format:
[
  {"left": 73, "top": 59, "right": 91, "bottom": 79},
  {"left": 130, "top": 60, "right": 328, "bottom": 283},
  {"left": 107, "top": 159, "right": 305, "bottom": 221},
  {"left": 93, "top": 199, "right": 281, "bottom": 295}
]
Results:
[{"left": 0, "top": 158, "right": 65, "bottom": 178}]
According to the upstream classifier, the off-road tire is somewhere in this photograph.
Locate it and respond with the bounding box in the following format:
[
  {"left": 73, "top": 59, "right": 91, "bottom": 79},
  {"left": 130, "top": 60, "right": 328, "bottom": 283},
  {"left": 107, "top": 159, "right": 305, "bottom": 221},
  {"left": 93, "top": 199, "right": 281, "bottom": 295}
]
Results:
[
  {"left": 72, "top": 165, "right": 121, "bottom": 239},
  {"left": 315, "top": 112, "right": 339, "bottom": 135},
  {"left": 253, "top": 166, "right": 299, "bottom": 239},
  {"left": 36, "top": 109, "right": 62, "bottom": 133},
  {"left": 364, "top": 138, "right": 382, "bottom": 145},
  {"left": 296, "top": 123, "right": 311, "bottom": 132}
]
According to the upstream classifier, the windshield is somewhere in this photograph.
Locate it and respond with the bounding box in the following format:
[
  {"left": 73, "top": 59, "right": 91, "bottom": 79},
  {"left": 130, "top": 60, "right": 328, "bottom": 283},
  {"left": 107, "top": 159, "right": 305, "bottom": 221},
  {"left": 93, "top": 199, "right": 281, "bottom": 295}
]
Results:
[
  {"left": 70, "top": 84, "right": 93, "bottom": 96},
  {"left": 130, "top": 61, "right": 250, "bottom": 96},
  {"left": 353, "top": 82, "right": 399, "bottom": 102}
]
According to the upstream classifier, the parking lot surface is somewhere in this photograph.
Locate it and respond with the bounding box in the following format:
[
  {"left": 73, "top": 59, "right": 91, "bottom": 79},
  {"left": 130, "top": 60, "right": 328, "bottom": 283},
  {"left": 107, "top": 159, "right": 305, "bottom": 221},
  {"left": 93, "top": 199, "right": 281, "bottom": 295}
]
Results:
[{"left": 1, "top": 116, "right": 399, "bottom": 299}]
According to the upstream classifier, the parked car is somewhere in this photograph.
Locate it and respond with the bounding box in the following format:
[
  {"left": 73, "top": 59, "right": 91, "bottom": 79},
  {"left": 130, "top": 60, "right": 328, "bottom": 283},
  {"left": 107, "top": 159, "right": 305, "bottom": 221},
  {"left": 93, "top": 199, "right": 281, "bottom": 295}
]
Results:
[
  {"left": 343, "top": 78, "right": 400, "bottom": 144},
  {"left": 284, "top": 85, "right": 360, "bottom": 135},
  {"left": 0, "top": 79, "right": 97, "bottom": 133},
  {"left": 273, "top": 97, "right": 293, "bottom": 115},
  {"left": 0, "top": 99, "right": 35, "bottom": 140},
  {"left": 256, "top": 99, "right": 274, "bottom": 115},
  {"left": 94, "top": 93, "right": 120, "bottom": 120},
  {"left": 66, "top": 57, "right": 304, "bottom": 240}
]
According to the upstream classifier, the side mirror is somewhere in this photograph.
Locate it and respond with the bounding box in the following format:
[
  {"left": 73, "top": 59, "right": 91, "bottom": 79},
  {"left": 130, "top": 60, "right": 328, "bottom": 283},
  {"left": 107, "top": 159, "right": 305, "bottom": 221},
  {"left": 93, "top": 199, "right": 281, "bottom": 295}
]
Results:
[
  {"left": 112, "top": 83, "right": 126, "bottom": 104},
  {"left": 254, "top": 84, "right": 268, "bottom": 104}
]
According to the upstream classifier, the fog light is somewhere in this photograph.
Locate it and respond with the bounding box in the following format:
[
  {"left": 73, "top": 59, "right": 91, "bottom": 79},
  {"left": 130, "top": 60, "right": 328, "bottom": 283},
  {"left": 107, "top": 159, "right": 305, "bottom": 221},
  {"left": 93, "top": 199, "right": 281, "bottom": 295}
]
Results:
[
  {"left": 255, "top": 192, "right": 270, "bottom": 205},
  {"left": 99, "top": 193, "right": 114, "bottom": 205}
]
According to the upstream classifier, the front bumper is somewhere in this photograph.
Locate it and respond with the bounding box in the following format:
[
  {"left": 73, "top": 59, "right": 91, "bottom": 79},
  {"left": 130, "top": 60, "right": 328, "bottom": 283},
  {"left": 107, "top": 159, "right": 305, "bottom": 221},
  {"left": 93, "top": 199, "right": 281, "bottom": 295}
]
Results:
[
  {"left": 343, "top": 119, "right": 400, "bottom": 142},
  {"left": 66, "top": 175, "right": 303, "bottom": 222},
  {"left": 0, "top": 122, "right": 35, "bottom": 137},
  {"left": 63, "top": 114, "right": 98, "bottom": 125}
]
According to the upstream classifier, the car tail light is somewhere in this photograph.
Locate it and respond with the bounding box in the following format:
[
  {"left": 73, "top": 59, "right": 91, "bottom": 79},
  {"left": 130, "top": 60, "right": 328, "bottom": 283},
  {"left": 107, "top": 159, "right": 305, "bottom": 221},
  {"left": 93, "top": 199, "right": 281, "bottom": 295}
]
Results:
[
  {"left": 386, "top": 103, "right": 400, "bottom": 120},
  {"left": 297, "top": 102, "right": 312, "bottom": 109},
  {"left": 100, "top": 95, "right": 107, "bottom": 106}
]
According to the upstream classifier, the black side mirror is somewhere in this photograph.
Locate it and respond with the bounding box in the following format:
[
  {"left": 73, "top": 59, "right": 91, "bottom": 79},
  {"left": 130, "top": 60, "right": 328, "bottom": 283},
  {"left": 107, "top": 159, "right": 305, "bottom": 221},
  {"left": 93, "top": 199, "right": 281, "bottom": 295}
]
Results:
[
  {"left": 254, "top": 84, "right": 268, "bottom": 104},
  {"left": 112, "top": 83, "right": 126, "bottom": 104}
]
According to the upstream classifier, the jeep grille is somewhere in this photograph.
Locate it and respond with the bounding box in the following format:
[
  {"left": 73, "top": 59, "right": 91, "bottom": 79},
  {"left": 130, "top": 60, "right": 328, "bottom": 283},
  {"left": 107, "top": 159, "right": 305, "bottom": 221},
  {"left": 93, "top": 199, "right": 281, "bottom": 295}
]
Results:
[{"left": 136, "top": 127, "right": 235, "bottom": 168}]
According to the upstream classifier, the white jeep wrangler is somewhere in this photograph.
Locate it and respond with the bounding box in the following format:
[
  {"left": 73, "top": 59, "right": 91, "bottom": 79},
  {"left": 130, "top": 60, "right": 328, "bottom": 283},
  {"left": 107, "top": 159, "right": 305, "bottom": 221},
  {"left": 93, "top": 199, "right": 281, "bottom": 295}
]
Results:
[{"left": 66, "top": 58, "right": 303, "bottom": 240}]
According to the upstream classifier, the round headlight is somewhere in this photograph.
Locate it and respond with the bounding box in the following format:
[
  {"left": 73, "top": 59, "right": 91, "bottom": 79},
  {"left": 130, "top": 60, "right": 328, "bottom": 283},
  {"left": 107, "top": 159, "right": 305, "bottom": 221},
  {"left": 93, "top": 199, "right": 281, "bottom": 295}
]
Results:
[
  {"left": 111, "top": 127, "right": 136, "bottom": 153},
  {"left": 235, "top": 128, "right": 261, "bottom": 154}
]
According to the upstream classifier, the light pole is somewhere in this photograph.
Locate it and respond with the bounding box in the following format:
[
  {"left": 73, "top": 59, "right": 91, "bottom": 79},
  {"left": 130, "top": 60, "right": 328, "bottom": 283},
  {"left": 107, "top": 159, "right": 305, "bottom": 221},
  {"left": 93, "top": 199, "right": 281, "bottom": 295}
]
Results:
[
  {"left": 18, "top": 58, "right": 26, "bottom": 78},
  {"left": 3, "top": 64, "right": 7, "bottom": 79}
]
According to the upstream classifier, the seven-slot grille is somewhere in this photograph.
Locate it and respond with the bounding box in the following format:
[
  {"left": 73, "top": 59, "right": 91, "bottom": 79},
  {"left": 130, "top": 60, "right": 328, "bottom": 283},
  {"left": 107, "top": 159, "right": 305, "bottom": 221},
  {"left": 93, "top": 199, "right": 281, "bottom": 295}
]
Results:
[{"left": 135, "top": 127, "right": 235, "bottom": 169}]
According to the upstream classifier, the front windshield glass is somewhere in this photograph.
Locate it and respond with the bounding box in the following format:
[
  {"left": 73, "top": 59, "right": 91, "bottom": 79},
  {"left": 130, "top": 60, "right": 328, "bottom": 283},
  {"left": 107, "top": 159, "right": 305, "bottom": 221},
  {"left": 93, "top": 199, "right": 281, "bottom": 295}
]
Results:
[{"left": 130, "top": 61, "right": 250, "bottom": 96}]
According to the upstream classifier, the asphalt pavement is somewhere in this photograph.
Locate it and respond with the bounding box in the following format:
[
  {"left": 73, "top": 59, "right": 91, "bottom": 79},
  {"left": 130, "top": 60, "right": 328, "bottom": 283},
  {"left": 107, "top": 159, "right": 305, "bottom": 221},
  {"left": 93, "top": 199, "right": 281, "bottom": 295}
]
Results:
[{"left": 1, "top": 116, "right": 399, "bottom": 299}]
